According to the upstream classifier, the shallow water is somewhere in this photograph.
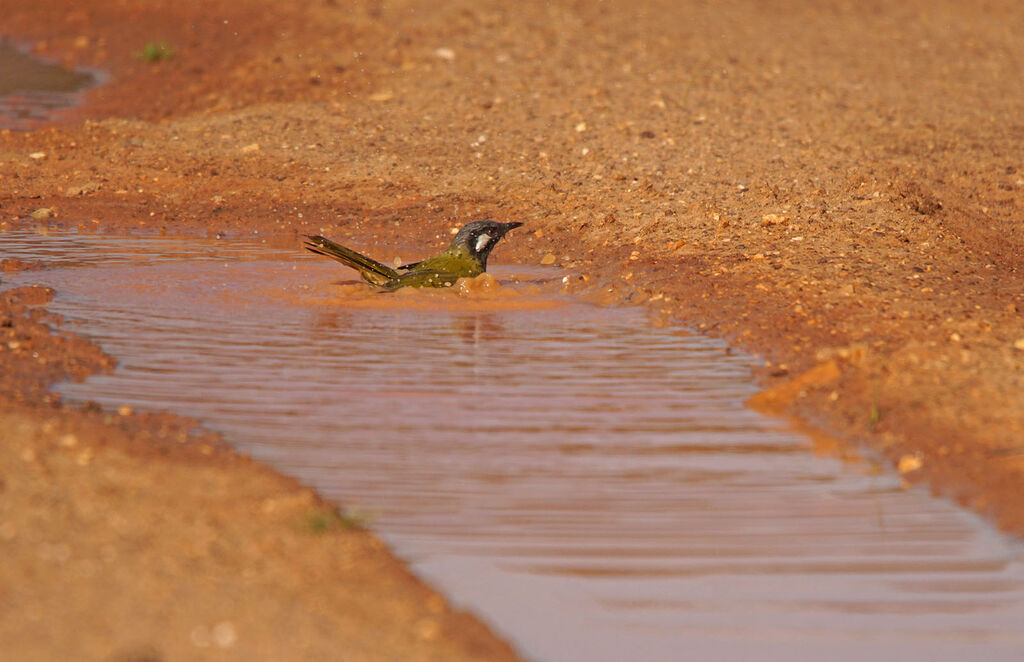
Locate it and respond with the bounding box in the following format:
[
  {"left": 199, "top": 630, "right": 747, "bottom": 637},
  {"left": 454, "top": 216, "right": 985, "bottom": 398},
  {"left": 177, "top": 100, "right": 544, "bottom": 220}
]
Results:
[
  {"left": 4, "top": 229, "right": 1024, "bottom": 661},
  {"left": 0, "top": 39, "right": 98, "bottom": 129}
]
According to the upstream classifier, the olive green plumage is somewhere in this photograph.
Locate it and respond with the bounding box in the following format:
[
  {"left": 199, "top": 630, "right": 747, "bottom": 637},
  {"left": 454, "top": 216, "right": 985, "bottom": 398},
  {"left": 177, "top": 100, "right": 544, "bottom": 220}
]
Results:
[{"left": 304, "top": 220, "right": 523, "bottom": 290}]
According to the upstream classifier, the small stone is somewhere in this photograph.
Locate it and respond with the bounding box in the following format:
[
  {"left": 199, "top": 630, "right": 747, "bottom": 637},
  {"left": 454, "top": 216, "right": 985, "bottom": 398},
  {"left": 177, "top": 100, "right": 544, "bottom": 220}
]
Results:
[
  {"left": 64, "top": 181, "right": 101, "bottom": 196},
  {"left": 949, "top": 332, "right": 961, "bottom": 343},
  {"left": 1013, "top": 338, "right": 1024, "bottom": 351},
  {"left": 30, "top": 208, "right": 56, "bottom": 220},
  {"left": 897, "top": 453, "right": 924, "bottom": 474},
  {"left": 540, "top": 253, "right": 556, "bottom": 265},
  {"left": 368, "top": 91, "right": 394, "bottom": 102},
  {"left": 118, "top": 405, "right": 133, "bottom": 416},
  {"left": 434, "top": 47, "right": 455, "bottom": 61},
  {"left": 574, "top": 121, "right": 587, "bottom": 132},
  {"left": 212, "top": 621, "right": 237, "bottom": 648},
  {"left": 240, "top": 143, "right": 260, "bottom": 154},
  {"left": 760, "top": 213, "right": 789, "bottom": 227},
  {"left": 58, "top": 433, "right": 78, "bottom": 448},
  {"left": 29, "top": 152, "right": 46, "bottom": 160},
  {"left": 414, "top": 618, "right": 440, "bottom": 641},
  {"left": 76, "top": 449, "right": 93, "bottom": 466}
]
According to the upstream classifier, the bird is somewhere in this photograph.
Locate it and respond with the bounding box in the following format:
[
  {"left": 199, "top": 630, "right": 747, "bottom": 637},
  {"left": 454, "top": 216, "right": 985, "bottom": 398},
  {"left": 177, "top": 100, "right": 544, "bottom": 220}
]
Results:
[{"left": 303, "top": 219, "right": 523, "bottom": 290}]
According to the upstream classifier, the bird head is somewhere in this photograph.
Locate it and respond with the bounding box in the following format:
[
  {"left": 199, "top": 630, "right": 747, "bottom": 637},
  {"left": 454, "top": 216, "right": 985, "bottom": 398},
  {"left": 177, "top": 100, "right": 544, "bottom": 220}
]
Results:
[{"left": 449, "top": 220, "right": 523, "bottom": 267}]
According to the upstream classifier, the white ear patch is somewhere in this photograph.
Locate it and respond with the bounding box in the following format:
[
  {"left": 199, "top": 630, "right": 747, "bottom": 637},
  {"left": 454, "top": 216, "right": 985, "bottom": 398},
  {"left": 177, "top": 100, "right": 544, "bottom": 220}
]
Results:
[{"left": 474, "top": 233, "right": 492, "bottom": 252}]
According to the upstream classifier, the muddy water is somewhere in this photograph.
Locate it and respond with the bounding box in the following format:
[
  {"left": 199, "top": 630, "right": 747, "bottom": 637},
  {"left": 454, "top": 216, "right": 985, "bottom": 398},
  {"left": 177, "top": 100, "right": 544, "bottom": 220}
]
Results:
[
  {"left": 4, "top": 230, "right": 1024, "bottom": 661},
  {"left": 0, "top": 39, "right": 98, "bottom": 129}
]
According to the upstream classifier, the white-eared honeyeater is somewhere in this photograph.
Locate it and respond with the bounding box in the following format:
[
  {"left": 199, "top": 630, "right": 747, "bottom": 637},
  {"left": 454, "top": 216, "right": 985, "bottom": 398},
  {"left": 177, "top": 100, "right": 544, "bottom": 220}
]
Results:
[{"left": 304, "top": 220, "right": 523, "bottom": 290}]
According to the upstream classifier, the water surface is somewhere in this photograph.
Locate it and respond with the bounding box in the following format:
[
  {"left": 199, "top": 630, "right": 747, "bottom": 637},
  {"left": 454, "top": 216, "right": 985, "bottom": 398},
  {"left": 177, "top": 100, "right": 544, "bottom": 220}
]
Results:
[
  {"left": 0, "top": 39, "right": 98, "bottom": 129},
  {"left": 3, "top": 229, "right": 1024, "bottom": 661}
]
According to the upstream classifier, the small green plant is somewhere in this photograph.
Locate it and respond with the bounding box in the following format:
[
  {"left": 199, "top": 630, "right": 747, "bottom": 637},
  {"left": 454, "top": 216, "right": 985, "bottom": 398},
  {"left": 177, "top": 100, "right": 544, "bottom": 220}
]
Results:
[
  {"left": 137, "top": 41, "right": 175, "bottom": 62},
  {"left": 301, "top": 506, "right": 374, "bottom": 534}
]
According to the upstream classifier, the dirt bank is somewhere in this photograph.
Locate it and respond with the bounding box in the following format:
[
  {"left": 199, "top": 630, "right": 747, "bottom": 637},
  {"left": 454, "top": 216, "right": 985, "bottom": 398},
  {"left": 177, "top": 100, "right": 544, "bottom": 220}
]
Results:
[{"left": 2, "top": 0, "right": 1024, "bottom": 655}]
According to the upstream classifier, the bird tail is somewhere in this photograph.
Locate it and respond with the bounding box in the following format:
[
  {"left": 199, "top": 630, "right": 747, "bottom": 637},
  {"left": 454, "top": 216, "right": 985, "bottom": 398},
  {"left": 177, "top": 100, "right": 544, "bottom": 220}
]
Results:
[{"left": 303, "top": 235, "right": 400, "bottom": 285}]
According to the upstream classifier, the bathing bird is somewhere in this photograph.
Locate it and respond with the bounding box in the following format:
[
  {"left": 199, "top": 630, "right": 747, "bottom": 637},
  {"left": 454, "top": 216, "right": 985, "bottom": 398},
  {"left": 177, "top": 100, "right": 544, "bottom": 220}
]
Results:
[{"left": 304, "top": 220, "right": 523, "bottom": 290}]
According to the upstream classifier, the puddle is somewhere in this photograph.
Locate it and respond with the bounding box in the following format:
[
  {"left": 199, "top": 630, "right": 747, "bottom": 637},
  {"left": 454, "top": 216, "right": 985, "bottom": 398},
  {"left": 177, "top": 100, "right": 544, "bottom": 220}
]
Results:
[
  {"left": 4, "top": 229, "right": 1024, "bottom": 661},
  {"left": 0, "top": 39, "right": 99, "bottom": 129}
]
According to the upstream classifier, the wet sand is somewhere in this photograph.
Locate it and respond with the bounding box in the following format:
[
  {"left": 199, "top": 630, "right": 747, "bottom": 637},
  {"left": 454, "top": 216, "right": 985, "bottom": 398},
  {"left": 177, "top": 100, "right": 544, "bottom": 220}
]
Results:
[{"left": 2, "top": 0, "right": 1024, "bottom": 658}]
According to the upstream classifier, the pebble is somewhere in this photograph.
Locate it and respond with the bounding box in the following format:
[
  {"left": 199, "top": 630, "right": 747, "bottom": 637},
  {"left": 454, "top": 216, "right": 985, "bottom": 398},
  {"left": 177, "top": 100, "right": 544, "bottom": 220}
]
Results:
[
  {"left": 434, "top": 47, "right": 455, "bottom": 61},
  {"left": 540, "top": 253, "right": 556, "bottom": 265},
  {"left": 211, "top": 621, "right": 238, "bottom": 648},
  {"left": 760, "top": 213, "right": 789, "bottom": 227},
  {"left": 1014, "top": 338, "right": 1024, "bottom": 351},
  {"left": 30, "top": 208, "right": 56, "bottom": 220},
  {"left": 64, "top": 181, "right": 101, "bottom": 196},
  {"left": 897, "top": 453, "right": 924, "bottom": 474},
  {"left": 58, "top": 433, "right": 79, "bottom": 448},
  {"left": 28, "top": 152, "right": 46, "bottom": 160},
  {"left": 414, "top": 618, "right": 440, "bottom": 641}
]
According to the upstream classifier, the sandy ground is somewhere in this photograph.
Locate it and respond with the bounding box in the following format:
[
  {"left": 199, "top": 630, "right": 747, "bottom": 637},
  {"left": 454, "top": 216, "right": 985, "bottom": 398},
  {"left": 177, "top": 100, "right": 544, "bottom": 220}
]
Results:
[{"left": 2, "top": 0, "right": 1024, "bottom": 657}]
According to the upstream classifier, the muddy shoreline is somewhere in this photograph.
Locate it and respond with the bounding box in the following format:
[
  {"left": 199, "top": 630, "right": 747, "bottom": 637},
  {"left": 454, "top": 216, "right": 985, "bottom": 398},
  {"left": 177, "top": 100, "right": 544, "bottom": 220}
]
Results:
[{"left": 3, "top": 0, "right": 1024, "bottom": 657}]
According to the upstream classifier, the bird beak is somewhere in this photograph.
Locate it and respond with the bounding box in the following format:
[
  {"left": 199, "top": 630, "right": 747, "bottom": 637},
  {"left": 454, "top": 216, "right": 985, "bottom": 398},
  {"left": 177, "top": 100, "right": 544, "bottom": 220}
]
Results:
[{"left": 503, "top": 222, "right": 524, "bottom": 233}]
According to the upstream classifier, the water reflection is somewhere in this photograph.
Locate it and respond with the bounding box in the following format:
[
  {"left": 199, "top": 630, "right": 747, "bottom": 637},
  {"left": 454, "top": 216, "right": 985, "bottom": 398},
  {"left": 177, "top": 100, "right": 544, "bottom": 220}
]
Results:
[{"left": 4, "top": 229, "right": 1024, "bottom": 662}]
